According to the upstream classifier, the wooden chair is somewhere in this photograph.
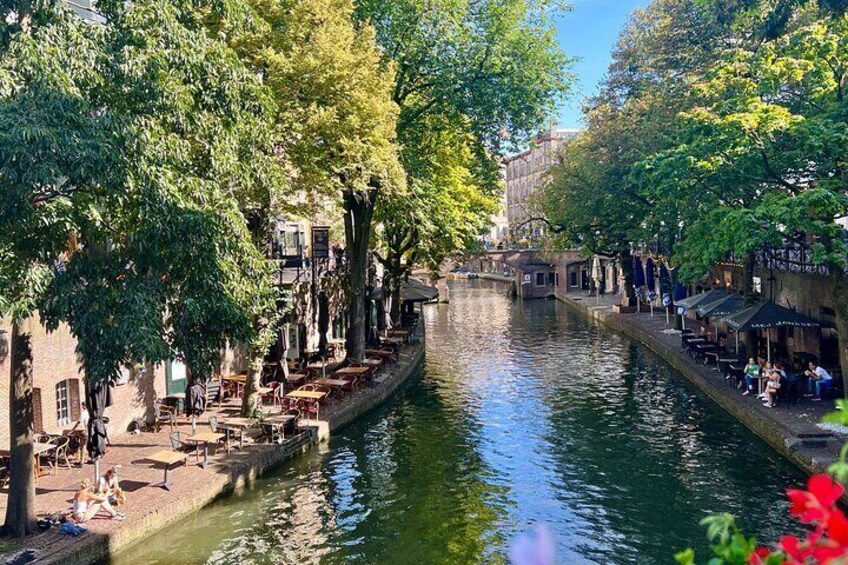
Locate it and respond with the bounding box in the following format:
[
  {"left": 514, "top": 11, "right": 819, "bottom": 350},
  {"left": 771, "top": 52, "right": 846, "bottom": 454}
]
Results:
[
  {"left": 261, "top": 382, "right": 279, "bottom": 406},
  {"left": 154, "top": 400, "right": 177, "bottom": 433},
  {"left": 206, "top": 416, "right": 229, "bottom": 454},
  {"left": 48, "top": 435, "right": 72, "bottom": 472}
]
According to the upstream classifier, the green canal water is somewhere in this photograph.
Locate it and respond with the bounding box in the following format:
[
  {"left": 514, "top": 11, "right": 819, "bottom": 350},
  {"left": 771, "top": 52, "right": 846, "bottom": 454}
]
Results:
[{"left": 116, "top": 280, "right": 806, "bottom": 564}]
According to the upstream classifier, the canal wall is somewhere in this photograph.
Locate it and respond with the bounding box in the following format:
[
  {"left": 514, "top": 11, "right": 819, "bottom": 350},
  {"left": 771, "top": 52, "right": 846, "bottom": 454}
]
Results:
[
  {"left": 460, "top": 270, "right": 841, "bottom": 477},
  {"left": 553, "top": 293, "right": 841, "bottom": 477},
  {"left": 25, "top": 332, "right": 425, "bottom": 565}
]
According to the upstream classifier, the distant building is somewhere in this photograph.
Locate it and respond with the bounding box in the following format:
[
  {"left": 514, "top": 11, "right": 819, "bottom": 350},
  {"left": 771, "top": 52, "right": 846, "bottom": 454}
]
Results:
[
  {"left": 505, "top": 127, "right": 578, "bottom": 242},
  {"left": 64, "top": 0, "right": 104, "bottom": 23},
  {"left": 482, "top": 184, "right": 509, "bottom": 249}
]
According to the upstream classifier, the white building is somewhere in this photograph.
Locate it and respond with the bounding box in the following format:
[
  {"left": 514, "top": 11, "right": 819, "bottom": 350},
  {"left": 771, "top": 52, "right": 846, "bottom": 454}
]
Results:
[{"left": 505, "top": 127, "right": 578, "bottom": 241}]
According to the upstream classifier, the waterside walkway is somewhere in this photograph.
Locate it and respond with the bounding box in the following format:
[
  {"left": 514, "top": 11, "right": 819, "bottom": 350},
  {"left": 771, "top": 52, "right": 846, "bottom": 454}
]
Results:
[
  {"left": 0, "top": 332, "right": 424, "bottom": 564},
  {"left": 558, "top": 292, "right": 843, "bottom": 475}
]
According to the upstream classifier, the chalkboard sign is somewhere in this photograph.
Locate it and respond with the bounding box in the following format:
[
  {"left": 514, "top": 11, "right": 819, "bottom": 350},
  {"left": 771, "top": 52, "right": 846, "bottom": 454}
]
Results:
[{"left": 312, "top": 226, "right": 330, "bottom": 259}]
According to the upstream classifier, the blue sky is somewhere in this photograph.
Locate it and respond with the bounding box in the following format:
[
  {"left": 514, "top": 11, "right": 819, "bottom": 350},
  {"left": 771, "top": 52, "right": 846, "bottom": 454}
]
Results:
[{"left": 555, "top": 0, "right": 651, "bottom": 129}]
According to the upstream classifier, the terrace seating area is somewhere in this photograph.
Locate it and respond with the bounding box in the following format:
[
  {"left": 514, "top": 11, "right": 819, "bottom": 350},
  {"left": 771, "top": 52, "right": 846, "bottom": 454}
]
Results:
[{"left": 0, "top": 320, "right": 424, "bottom": 560}]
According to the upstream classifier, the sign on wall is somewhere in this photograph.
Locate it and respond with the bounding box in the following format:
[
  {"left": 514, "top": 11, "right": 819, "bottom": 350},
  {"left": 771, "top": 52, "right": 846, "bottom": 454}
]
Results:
[{"left": 312, "top": 226, "right": 330, "bottom": 259}]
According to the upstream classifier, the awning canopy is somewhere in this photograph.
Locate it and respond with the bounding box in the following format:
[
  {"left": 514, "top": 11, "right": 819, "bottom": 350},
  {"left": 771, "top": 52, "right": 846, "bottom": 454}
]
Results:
[
  {"left": 369, "top": 280, "right": 439, "bottom": 303},
  {"left": 675, "top": 289, "right": 729, "bottom": 311},
  {"left": 696, "top": 293, "right": 748, "bottom": 319},
  {"left": 721, "top": 301, "right": 821, "bottom": 331}
]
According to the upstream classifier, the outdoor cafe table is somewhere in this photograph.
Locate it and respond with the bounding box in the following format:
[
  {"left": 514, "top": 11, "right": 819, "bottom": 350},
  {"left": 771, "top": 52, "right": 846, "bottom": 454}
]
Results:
[
  {"left": 257, "top": 386, "right": 274, "bottom": 405},
  {"left": 363, "top": 358, "right": 382, "bottom": 367},
  {"left": 184, "top": 431, "right": 224, "bottom": 469},
  {"left": 260, "top": 414, "right": 296, "bottom": 442},
  {"left": 717, "top": 355, "right": 739, "bottom": 376},
  {"left": 704, "top": 350, "right": 720, "bottom": 369},
  {"left": 222, "top": 373, "right": 248, "bottom": 399},
  {"left": 313, "top": 378, "right": 352, "bottom": 396},
  {"left": 1, "top": 443, "right": 57, "bottom": 479},
  {"left": 165, "top": 392, "right": 186, "bottom": 413},
  {"left": 146, "top": 449, "right": 188, "bottom": 491},
  {"left": 285, "top": 390, "right": 327, "bottom": 401},
  {"left": 333, "top": 366, "right": 371, "bottom": 376},
  {"left": 221, "top": 417, "right": 255, "bottom": 450},
  {"left": 285, "top": 390, "right": 327, "bottom": 419},
  {"left": 286, "top": 372, "right": 308, "bottom": 387}
]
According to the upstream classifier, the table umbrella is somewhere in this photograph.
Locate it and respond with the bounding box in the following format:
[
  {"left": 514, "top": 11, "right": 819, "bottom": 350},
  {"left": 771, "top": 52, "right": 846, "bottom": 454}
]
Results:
[
  {"left": 317, "top": 291, "right": 330, "bottom": 358},
  {"left": 659, "top": 263, "right": 672, "bottom": 324},
  {"left": 85, "top": 379, "right": 113, "bottom": 480},
  {"left": 721, "top": 301, "right": 821, "bottom": 363},
  {"left": 368, "top": 280, "right": 439, "bottom": 302},
  {"left": 186, "top": 380, "right": 206, "bottom": 434},
  {"left": 592, "top": 257, "right": 601, "bottom": 304},
  {"left": 633, "top": 256, "right": 645, "bottom": 312},
  {"left": 279, "top": 324, "right": 290, "bottom": 381},
  {"left": 645, "top": 258, "right": 656, "bottom": 317}
]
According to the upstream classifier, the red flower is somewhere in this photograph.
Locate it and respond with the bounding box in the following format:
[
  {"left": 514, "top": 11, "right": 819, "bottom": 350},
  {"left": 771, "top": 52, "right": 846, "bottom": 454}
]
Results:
[
  {"left": 809, "top": 475, "right": 844, "bottom": 508},
  {"left": 788, "top": 474, "right": 844, "bottom": 524},
  {"left": 747, "top": 546, "right": 772, "bottom": 564},
  {"left": 828, "top": 509, "right": 848, "bottom": 546}
]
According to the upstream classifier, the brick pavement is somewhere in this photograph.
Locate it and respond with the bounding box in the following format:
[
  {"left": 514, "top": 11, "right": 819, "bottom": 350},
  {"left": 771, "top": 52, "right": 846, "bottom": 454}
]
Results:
[{"left": 0, "top": 331, "right": 425, "bottom": 564}]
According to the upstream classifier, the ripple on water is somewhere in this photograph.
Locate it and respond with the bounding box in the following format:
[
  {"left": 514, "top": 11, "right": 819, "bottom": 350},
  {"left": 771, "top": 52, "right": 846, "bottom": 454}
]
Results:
[{"left": 115, "top": 281, "right": 808, "bottom": 565}]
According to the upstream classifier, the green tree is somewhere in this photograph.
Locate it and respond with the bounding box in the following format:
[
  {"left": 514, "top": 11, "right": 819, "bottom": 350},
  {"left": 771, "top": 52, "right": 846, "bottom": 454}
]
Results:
[
  {"left": 644, "top": 2, "right": 848, "bottom": 381},
  {"left": 358, "top": 0, "right": 571, "bottom": 305},
  {"left": 210, "top": 0, "right": 404, "bottom": 361},
  {"left": 0, "top": 0, "right": 281, "bottom": 534}
]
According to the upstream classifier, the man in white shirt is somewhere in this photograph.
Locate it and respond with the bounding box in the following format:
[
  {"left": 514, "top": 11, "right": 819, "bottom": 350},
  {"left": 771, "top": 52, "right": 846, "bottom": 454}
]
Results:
[{"left": 805, "top": 362, "right": 832, "bottom": 401}]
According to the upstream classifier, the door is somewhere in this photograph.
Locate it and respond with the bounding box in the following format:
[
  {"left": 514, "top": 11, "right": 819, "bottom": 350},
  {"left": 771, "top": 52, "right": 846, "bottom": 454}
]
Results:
[{"left": 165, "top": 361, "right": 187, "bottom": 395}]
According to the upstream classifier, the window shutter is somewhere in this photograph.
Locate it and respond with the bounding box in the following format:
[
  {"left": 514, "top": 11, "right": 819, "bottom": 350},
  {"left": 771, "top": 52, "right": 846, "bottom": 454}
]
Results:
[
  {"left": 32, "top": 388, "right": 44, "bottom": 433},
  {"left": 70, "top": 380, "right": 81, "bottom": 422}
]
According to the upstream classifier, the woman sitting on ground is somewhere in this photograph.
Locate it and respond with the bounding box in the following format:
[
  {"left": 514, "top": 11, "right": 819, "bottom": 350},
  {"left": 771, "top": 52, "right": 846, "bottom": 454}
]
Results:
[
  {"left": 73, "top": 479, "right": 124, "bottom": 523},
  {"left": 742, "top": 359, "right": 761, "bottom": 396},
  {"left": 763, "top": 368, "right": 782, "bottom": 409},
  {"left": 98, "top": 466, "right": 125, "bottom": 507}
]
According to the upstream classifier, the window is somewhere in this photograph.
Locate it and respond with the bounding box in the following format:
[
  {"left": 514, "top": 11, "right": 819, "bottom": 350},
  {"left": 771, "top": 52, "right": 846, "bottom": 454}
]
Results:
[
  {"left": 55, "top": 379, "right": 80, "bottom": 427},
  {"left": 33, "top": 388, "right": 44, "bottom": 433},
  {"left": 570, "top": 271, "right": 578, "bottom": 288},
  {"left": 536, "top": 272, "right": 545, "bottom": 286},
  {"left": 547, "top": 272, "right": 555, "bottom": 286}
]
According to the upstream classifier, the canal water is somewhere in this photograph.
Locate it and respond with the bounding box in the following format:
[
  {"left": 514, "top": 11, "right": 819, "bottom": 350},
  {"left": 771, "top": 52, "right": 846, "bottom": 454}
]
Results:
[{"left": 117, "top": 280, "right": 805, "bottom": 564}]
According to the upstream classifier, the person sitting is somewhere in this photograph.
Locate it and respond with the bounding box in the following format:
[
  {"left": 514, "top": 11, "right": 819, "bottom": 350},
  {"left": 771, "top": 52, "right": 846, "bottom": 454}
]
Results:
[
  {"left": 98, "top": 466, "right": 125, "bottom": 507},
  {"left": 742, "top": 359, "right": 761, "bottom": 396},
  {"left": 757, "top": 362, "right": 774, "bottom": 400},
  {"left": 805, "top": 362, "right": 833, "bottom": 401},
  {"left": 763, "top": 368, "right": 782, "bottom": 408},
  {"left": 72, "top": 479, "right": 124, "bottom": 522}
]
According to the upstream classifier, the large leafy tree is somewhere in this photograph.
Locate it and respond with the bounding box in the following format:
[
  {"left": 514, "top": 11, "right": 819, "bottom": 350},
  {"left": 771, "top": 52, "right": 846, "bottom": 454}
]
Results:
[
  {"left": 645, "top": 2, "right": 848, "bottom": 380},
  {"left": 209, "top": 0, "right": 404, "bottom": 361},
  {"left": 0, "top": 0, "right": 280, "bottom": 534},
  {"left": 357, "top": 0, "right": 571, "bottom": 305}
]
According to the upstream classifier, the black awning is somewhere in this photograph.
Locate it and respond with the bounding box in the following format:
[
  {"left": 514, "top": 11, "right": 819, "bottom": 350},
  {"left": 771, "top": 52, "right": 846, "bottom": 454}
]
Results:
[{"left": 722, "top": 301, "right": 821, "bottom": 331}]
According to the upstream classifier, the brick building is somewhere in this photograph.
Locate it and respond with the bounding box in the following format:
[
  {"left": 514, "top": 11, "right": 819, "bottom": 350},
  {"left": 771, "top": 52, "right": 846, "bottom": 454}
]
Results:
[
  {"left": 0, "top": 320, "right": 169, "bottom": 450},
  {"left": 504, "top": 127, "right": 578, "bottom": 240}
]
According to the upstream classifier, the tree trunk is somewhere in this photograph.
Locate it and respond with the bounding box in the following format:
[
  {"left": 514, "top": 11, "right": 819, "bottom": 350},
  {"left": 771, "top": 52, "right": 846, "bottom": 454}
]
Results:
[
  {"left": 618, "top": 249, "right": 636, "bottom": 307},
  {"left": 742, "top": 251, "right": 756, "bottom": 297},
  {"left": 4, "top": 319, "right": 36, "bottom": 537},
  {"left": 831, "top": 276, "right": 848, "bottom": 396},
  {"left": 344, "top": 188, "right": 377, "bottom": 361},
  {"left": 240, "top": 349, "right": 263, "bottom": 418}
]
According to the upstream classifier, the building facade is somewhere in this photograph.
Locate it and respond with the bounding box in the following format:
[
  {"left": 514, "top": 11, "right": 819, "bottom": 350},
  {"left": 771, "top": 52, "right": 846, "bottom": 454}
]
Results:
[{"left": 505, "top": 127, "right": 578, "bottom": 241}]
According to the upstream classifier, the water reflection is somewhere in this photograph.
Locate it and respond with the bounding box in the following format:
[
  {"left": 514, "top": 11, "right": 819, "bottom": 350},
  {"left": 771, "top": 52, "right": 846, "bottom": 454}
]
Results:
[{"left": 116, "top": 280, "right": 805, "bottom": 565}]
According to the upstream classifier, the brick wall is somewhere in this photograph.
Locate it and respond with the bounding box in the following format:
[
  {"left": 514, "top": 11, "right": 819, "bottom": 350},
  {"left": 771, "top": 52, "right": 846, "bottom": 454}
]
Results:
[{"left": 0, "top": 318, "right": 167, "bottom": 450}]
